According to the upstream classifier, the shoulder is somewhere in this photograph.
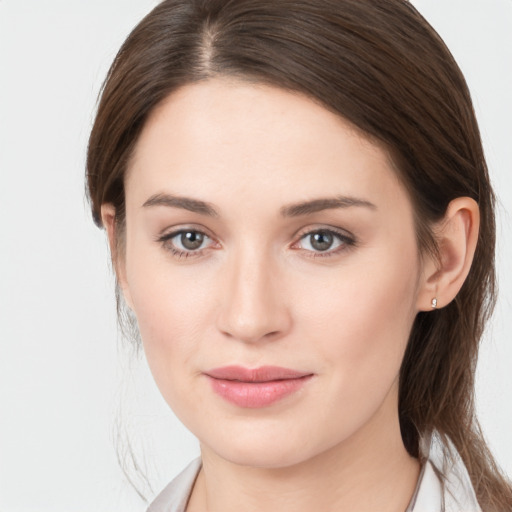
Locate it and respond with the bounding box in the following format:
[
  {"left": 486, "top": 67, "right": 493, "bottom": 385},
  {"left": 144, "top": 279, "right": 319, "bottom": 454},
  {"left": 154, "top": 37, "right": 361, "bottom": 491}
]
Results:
[{"left": 147, "top": 458, "right": 202, "bottom": 512}]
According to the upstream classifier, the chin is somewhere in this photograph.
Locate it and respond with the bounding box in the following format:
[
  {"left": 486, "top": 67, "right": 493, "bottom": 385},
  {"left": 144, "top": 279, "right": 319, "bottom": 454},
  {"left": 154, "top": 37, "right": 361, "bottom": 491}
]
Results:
[
  {"left": 213, "top": 441, "right": 313, "bottom": 469},
  {"left": 197, "top": 418, "right": 335, "bottom": 470}
]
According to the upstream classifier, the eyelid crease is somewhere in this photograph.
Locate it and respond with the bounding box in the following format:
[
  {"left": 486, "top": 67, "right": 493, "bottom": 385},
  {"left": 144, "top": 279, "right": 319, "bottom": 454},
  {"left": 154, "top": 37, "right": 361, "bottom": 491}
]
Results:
[
  {"left": 292, "top": 224, "right": 356, "bottom": 244},
  {"left": 156, "top": 228, "right": 215, "bottom": 246},
  {"left": 155, "top": 223, "right": 216, "bottom": 241}
]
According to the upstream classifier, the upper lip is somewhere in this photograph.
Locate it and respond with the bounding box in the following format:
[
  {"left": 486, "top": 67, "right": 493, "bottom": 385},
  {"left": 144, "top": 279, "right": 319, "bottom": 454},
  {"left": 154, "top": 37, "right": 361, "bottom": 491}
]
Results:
[{"left": 205, "top": 365, "right": 312, "bottom": 382}]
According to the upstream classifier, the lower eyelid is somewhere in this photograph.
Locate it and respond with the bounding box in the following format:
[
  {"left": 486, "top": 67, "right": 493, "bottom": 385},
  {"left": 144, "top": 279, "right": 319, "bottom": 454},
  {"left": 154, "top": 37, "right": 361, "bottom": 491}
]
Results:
[
  {"left": 302, "top": 244, "right": 349, "bottom": 258},
  {"left": 169, "top": 247, "right": 205, "bottom": 259}
]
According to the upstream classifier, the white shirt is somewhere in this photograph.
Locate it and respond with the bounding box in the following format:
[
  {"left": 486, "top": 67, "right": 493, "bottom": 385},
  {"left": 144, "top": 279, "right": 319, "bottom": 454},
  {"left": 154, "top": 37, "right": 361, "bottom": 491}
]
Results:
[{"left": 147, "top": 432, "right": 481, "bottom": 512}]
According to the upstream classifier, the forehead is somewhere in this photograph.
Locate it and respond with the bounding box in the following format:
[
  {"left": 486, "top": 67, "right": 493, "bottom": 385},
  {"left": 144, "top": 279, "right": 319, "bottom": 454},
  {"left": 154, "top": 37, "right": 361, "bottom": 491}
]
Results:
[{"left": 126, "top": 78, "right": 410, "bottom": 217}]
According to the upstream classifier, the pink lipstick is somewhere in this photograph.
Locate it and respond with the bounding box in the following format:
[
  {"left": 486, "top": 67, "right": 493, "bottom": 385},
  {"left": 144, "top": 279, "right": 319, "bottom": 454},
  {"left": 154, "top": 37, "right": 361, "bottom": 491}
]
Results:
[{"left": 205, "top": 365, "right": 313, "bottom": 408}]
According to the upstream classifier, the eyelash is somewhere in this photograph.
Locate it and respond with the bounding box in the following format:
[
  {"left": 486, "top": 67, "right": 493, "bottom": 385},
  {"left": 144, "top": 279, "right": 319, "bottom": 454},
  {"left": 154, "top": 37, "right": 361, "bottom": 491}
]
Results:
[
  {"left": 156, "top": 227, "right": 356, "bottom": 260},
  {"left": 293, "top": 228, "right": 356, "bottom": 258}
]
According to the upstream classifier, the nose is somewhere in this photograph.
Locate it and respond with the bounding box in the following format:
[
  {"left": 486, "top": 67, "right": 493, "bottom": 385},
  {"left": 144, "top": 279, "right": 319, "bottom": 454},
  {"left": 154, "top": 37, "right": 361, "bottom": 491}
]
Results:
[{"left": 216, "top": 247, "right": 292, "bottom": 344}]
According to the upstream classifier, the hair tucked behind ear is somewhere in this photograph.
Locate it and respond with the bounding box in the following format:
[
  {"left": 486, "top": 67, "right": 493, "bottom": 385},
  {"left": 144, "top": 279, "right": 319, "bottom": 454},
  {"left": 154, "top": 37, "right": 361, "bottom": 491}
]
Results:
[{"left": 86, "top": 0, "right": 511, "bottom": 508}]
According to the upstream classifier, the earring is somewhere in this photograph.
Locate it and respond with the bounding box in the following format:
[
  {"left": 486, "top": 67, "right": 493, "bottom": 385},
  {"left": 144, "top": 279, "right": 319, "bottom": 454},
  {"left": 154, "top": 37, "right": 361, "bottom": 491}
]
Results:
[{"left": 431, "top": 298, "right": 438, "bottom": 309}]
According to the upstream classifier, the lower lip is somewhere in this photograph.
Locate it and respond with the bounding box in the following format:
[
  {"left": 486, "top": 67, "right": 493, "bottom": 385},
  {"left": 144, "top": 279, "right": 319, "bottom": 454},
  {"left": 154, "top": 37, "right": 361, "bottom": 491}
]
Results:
[{"left": 207, "top": 375, "right": 312, "bottom": 408}]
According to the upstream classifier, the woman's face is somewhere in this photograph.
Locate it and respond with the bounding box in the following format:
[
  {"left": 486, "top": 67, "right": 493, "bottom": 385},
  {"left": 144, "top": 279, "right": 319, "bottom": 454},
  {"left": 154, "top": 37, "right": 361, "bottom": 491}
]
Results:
[{"left": 117, "top": 79, "right": 425, "bottom": 468}]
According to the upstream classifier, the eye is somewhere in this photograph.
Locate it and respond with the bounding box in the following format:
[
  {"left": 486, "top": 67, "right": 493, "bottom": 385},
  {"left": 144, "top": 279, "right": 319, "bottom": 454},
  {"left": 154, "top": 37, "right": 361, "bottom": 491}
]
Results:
[
  {"left": 294, "top": 229, "right": 355, "bottom": 257},
  {"left": 158, "top": 228, "right": 215, "bottom": 258},
  {"left": 176, "top": 231, "right": 207, "bottom": 250}
]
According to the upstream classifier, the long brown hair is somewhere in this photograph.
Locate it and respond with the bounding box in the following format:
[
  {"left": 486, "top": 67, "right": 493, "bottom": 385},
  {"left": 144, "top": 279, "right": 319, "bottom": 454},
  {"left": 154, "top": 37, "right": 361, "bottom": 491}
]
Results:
[{"left": 86, "top": 0, "right": 512, "bottom": 508}]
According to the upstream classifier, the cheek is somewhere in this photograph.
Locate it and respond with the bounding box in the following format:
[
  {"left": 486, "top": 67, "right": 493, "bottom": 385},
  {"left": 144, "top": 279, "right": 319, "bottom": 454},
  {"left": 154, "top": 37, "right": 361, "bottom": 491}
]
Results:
[
  {"left": 293, "top": 246, "right": 419, "bottom": 406},
  {"left": 123, "top": 244, "right": 216, "bottom": 402}
]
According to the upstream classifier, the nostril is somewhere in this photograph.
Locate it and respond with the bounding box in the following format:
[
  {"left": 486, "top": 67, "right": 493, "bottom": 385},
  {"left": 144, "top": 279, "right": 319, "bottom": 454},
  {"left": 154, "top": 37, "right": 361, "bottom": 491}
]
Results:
[{"left": 215, "top": 266, "right": 292, "bottom": 343}]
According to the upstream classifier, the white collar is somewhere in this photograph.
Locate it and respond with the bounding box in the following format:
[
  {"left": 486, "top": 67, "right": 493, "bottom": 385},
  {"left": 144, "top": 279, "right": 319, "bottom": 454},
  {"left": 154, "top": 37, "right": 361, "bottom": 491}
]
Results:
[
  {"left": 148, "top": 432, "right": 481, "bottom": 512},
  {"left": 407, "top": 431, "right": 482, "bottom": 512}
]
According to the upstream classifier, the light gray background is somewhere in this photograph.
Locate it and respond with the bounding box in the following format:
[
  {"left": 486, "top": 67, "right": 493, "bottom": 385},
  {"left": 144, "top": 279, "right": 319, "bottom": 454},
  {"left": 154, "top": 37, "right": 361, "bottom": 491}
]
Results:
[{"left": 1, "top": 1, "right": 511, "bottom": 511}]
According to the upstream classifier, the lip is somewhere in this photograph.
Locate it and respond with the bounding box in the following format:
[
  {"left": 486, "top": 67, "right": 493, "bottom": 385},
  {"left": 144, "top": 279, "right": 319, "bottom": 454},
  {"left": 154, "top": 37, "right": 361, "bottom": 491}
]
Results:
[{"left": 204, "top": 365, "right": 313, "bottom": 408}]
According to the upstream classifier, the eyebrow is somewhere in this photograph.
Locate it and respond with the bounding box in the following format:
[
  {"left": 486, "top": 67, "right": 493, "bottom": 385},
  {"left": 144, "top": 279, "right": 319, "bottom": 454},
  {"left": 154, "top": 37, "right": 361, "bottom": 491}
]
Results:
[
  {"left": 142, "top": 193, "right": 219, "bottom": 217},
  {"left": 280, "top": 196, "right": 377, "bottom": 217},
  {"left": 142, "top": 193, "right": 376, "bottom": 217}
]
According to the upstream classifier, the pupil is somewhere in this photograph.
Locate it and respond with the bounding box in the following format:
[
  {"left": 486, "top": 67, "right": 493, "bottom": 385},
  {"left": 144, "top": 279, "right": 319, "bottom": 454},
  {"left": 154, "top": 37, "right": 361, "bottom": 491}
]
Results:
[
  {"left": 311, "top": 232, "right": 333, "bottom": 251},
  {"left": 181, "top": 231, "right": 204, "bottom": 250}
]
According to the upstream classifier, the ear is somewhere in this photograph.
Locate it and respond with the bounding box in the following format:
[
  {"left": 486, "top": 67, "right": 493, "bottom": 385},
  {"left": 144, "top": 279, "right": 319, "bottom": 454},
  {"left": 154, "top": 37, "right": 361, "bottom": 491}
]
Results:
[
  {"left": 100, "top": 203, "right": 134, "bottom": 310},
  {"left": 416, "top": 197, "right": 480, "bottom": 311}
]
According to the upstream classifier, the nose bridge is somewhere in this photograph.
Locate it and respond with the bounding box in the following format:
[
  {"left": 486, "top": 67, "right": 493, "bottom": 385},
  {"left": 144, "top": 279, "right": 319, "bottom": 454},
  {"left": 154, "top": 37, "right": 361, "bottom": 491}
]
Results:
[{"left": 217, "top": 241, "right": 290, "bottom": 343}]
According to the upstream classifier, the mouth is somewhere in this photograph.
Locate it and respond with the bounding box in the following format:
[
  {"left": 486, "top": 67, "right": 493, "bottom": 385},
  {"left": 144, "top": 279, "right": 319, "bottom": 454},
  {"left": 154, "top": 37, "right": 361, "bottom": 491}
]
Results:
[{"left": 204, "top": 365, "right": 314, "bottom": 408}]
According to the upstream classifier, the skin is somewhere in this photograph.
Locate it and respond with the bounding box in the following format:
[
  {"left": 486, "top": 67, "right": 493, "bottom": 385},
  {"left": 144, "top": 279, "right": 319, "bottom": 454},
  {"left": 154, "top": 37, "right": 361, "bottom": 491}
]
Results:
[{"left": 102, "top": 78, "right": 479, "bottom": 512}]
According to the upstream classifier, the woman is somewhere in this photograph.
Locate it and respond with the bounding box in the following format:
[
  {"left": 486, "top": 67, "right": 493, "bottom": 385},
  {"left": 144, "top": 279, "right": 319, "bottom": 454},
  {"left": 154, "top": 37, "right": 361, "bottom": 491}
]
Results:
[{"left": 86, "top": 0, "right": 512, "bottom": 510}]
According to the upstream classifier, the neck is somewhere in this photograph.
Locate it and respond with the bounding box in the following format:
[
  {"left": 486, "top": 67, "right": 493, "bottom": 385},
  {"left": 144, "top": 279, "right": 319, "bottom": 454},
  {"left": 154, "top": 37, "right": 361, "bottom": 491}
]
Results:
[{"left": 187, "top": 388, "right": 420, "bottom": 512}]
